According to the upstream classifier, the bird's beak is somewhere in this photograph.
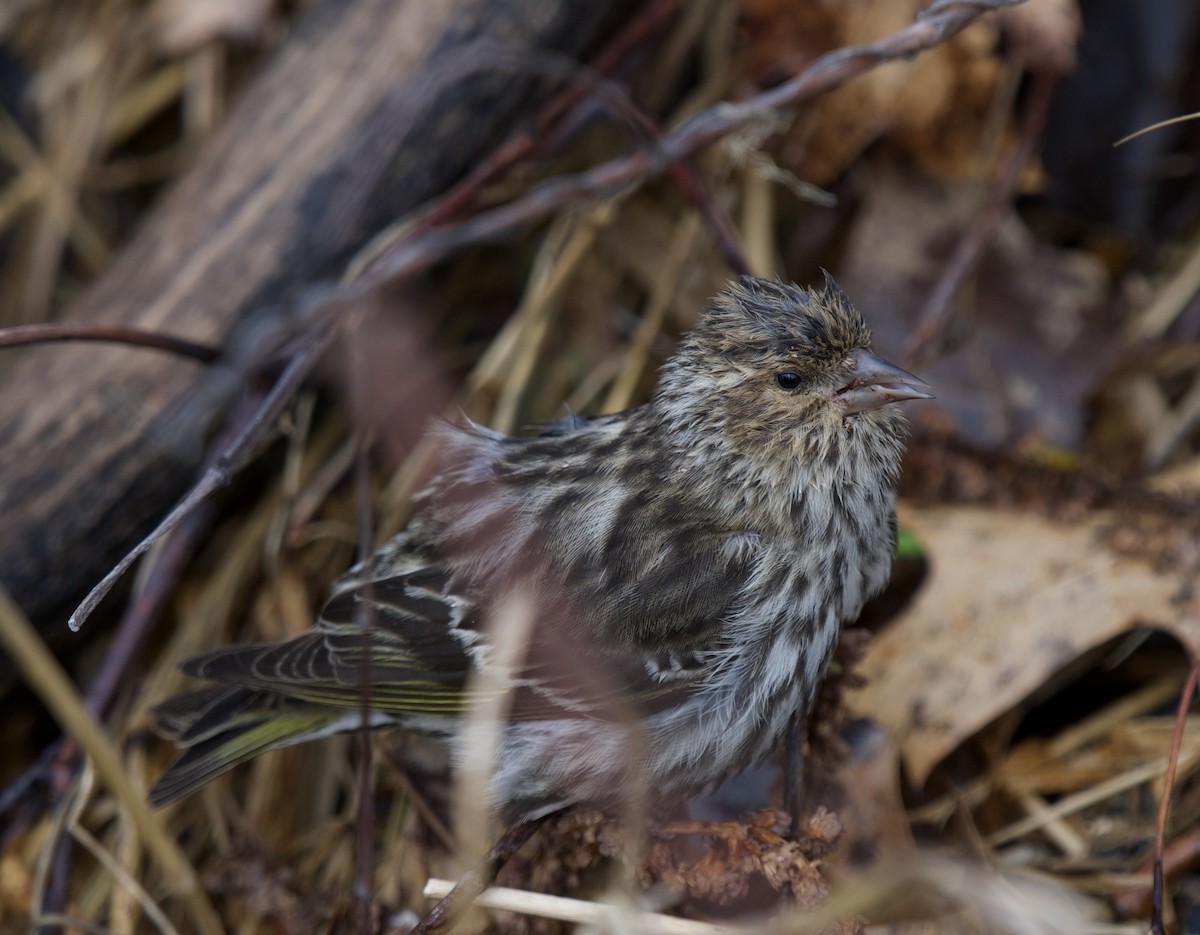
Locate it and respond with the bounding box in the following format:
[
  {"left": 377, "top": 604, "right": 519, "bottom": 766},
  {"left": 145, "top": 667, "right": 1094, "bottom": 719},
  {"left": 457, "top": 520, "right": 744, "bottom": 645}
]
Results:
[{"left": 835, "top": 349, "right": 933, "bottom": 414}]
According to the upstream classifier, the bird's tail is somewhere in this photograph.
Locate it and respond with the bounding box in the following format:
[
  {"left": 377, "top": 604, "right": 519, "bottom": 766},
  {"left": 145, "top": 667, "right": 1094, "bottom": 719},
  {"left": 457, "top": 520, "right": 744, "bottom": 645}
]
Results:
[{"left": 147, "top": 686, "right": 349, "bottom": 808}]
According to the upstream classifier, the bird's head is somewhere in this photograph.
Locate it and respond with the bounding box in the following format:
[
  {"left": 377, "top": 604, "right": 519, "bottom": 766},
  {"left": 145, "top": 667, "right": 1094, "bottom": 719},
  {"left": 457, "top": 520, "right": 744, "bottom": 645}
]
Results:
[{"left": 652, "top": 273, "right": 931, "bottom": 472}]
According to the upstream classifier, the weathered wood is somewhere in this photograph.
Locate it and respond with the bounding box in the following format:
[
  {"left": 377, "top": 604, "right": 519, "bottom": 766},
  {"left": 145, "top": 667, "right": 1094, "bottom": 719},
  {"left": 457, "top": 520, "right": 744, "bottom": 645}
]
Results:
[{"left": 0, "top": 0, "right": 638, "bottom": 676}]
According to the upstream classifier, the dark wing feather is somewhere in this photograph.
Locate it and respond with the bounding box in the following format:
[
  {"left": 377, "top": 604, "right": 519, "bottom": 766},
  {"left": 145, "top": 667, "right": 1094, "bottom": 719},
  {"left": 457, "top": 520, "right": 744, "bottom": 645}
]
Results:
[
  {"left": 171, "top": 531, "right": 484, "bottom": 716},
  {"left": 147, "top": 688, "right": 345, "bottom": 808}
]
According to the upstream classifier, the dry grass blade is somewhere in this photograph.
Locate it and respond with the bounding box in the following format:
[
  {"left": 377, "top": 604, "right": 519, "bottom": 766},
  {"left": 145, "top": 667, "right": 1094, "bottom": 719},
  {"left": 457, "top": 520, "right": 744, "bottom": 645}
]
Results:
[
  {"left": 491, "top": 204, "right": 619, "bottom": 433},
  {"left": 422, "top": 878, "right": 742, "bottom": 934},
  {"left": 408, "top": 594, "right": 541, "bottom": 935},
  {"left": 70, "top": 802, "right": 180, "bottom": 935},
  {"left": 0, "top": 585, "right": 222, "bottom": 935},
  {"left": 1113, "top": 111, "right": 1200, "bottom": 147},
  {"left": 1127, "top": 234, "right": 1200, "bottom": 341},
  {"left": 603, "top": 211, "right": 701, "bottom": 413},
  {"left": 455, "top": 594, "right": 537, "bottom": 864},
  {"left": 1150, "top": 662, "right": 1200, "bottom": 935},
  {"left": 909, "top": 674, "right": 1187, "bottom": 825}
]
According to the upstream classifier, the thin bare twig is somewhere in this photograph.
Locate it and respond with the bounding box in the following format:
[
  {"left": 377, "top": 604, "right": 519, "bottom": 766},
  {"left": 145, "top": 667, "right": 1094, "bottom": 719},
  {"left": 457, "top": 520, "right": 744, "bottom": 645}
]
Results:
[
  {"left": 356, "top": 38, "right": 748, "bottom": 278},
  {"left": 0, "top": 748, "right": 57, "bottom": 842},
  {"left": 35, "top": 388, "right": 271, "bottom": 919},
  {"left": 1151, "top": 661, "right": 1200, "bottom": 935},
  {"left": 420, "top": 0, "right": 748, "bottom": 270},
  {"left": 1114, "top": 110, "right": 1200, "bottom": 147},
  {"left": 0, "top": 323, "right": 220, "bottom": 361},
  {"left": 89, "top": 388, "right": 269, "bottom": 712},
  {"left": 420, "top": 878, "right": 737, "bottom": 934},
  {"left": 68, "top": 317, "right": 339, "bottom": 631},
  {"left": 353, "top": 432, "right": 378, "bottom": 932},
  {"left": 901, "top": 68, "right": 1058, "bottom": 366},
  {"left": 1113, "top": 826, "right": 1200, "bottom": 920}
]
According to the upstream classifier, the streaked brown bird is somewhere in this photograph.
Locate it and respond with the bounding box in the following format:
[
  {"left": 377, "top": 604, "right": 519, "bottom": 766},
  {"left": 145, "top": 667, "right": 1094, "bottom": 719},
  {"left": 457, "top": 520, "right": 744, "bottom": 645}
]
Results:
[{"left": 149, "top": 274, "right": 930, "bottom": 820}]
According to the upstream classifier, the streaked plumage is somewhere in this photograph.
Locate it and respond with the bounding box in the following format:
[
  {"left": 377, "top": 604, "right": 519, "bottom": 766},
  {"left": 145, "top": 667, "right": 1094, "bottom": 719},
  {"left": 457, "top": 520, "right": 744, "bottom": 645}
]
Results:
[{"left": 149, "top": 274, "right": 930, "bottom": 819}]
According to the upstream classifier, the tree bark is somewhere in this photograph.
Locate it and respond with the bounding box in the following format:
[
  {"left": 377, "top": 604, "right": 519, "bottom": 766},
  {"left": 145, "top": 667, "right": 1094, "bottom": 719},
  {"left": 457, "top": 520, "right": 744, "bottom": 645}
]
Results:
[{"left": 0, "top": 0, "right": 638, "bottom": 679}]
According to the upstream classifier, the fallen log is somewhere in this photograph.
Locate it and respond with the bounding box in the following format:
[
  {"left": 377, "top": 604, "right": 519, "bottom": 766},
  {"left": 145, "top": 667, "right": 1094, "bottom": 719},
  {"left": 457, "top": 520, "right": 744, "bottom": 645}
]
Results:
[{"left": 0, "top": 0, "right": 640, "bottom": 683}]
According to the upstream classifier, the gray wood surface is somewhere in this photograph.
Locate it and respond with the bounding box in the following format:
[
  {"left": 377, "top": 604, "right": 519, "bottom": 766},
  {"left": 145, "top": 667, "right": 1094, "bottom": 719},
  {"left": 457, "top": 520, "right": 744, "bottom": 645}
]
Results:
[{"left": 0, "top": 0, "right": 638, "bottom": 680}]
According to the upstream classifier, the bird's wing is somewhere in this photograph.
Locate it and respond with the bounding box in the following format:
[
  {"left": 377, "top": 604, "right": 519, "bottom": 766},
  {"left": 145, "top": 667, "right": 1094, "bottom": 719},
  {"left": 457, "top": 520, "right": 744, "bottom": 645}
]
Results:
[
  {"left": 177, "top": 522, "right": 759, "bottom": 723},
  {"left": 148, "top": 525, "right": 755, "bottom": 806},
  {"left": 178, "top": 558, "right": 486, "bottom": 717}
]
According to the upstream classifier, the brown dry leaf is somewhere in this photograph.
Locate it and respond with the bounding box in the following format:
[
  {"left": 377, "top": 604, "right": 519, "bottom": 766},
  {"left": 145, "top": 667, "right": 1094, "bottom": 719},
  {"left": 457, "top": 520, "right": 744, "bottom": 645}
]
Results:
[
  {"left": 153, "top": 0, "right": 274, "bottom": 54},
  {"left": 738, "top": 0, "right": 844, "bottom": 90},
  {"left": 997, "top": 0, "right": 1082, "bottom": 73},
  {"left": 850, "top": 501, "right": 1200, "bottom": 785},
  {"left": 839, "top": 168, "right": 1112, "bottom": 449},
  {"left": 741, "top": 0, "right": 1012, "bottom": 183}
]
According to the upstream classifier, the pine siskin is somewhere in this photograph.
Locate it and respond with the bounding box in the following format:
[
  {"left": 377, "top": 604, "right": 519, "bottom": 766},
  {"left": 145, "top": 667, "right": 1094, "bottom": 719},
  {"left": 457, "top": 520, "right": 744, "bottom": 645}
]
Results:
[{"left": 149, "top": 274, "right": 931, "bottom": 820}]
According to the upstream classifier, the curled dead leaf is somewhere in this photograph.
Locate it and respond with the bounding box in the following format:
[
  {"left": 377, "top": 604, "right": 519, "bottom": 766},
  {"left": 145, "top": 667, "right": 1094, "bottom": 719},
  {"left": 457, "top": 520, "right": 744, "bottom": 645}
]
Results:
[{"left": 851, "top": 500, "right": 1200, "bottom": 784}]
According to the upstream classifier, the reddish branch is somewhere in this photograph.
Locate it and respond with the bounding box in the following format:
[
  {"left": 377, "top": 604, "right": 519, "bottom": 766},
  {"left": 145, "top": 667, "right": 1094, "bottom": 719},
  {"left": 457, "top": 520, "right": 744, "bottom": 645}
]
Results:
[
  {"left": 0, "top": 323, "right": 220, "bottom": 363},
  {"left": 363, "top": 0, "right": 1022, "bottom": 289},
  {"left": 1149, "top": 662, "right": 1200, "bottom": 935},
  {"left": 353, "top": 436, "right": 380, "bottom": 930},
  {"left": 387, "top": 2, "right": 750, "bottom": 274},
  {"left": 1114, "top": 828, "right": 1200, "bottom": 921}
]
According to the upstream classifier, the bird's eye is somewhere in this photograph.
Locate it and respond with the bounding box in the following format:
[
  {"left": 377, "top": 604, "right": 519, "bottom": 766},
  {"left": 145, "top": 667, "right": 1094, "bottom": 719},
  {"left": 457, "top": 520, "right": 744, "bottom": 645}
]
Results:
[{"left": 775, "top": 371, "right": 804, "bottom": 391}]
